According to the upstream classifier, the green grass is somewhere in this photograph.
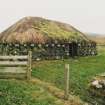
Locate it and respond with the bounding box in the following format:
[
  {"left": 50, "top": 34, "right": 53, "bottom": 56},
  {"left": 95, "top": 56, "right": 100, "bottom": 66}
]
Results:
[
  {"left": 33, "top": 18, "right": 86, "bottom": 41},
  {"left": 0, "top": 46, "right": 104, "bottom": 105},
  {"left": 32, "top": 46, "right": 105, "bottom": 104},
  {"left": 0, "top": 80, "right": 63, "bottom": 105}
]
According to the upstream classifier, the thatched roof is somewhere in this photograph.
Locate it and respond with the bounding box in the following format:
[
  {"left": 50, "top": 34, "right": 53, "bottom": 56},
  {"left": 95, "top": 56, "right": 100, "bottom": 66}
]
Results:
[{"left": 0, "top": 17, "right": 89, "bottom": 44}]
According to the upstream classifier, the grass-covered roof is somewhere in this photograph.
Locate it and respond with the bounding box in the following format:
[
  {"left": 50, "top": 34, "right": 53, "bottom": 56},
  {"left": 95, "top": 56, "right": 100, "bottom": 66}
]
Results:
[{"left": 0, "top": 17, "right": 89, "bottom": 44}]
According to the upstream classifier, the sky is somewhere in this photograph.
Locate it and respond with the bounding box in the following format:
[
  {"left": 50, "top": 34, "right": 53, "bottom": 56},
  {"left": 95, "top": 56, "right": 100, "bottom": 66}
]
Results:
[{"left": 0, "top": 0, "right": 105, "bottom": 35}]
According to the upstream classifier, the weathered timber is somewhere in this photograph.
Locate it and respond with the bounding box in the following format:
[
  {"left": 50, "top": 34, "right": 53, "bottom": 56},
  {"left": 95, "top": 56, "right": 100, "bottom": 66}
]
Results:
[
  {"left": 0, "top": 56, "right": 28, "bottom": 59},
  {"left": 0, "top": 51, "right": 32, "bottom": 80},
  {"left": 64, "top": 64, "right": 70, "bottom": 100},
  {"left": 27, "top": 51, "right": 32, "bottom": 80},
  {"left": 0, "top": 61, "right": 27, "bottom": 66}
]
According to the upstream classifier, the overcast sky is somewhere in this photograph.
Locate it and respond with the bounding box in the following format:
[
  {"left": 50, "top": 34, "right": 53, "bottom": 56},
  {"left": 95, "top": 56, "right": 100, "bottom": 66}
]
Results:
[{"left": 0, "top": 0, "right": 105, "bottom": 35}]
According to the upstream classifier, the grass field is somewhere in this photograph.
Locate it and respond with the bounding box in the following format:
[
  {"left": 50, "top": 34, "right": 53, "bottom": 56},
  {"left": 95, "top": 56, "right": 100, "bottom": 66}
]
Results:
[
  {"left": 0, "top": 79, "right": 64, "bottom": 105},
  {"left": 32, "top": 46, "right": 105, "bottom": 104},
  {"left": 0, "top": 46, "right": 104, "bottom": 105}
]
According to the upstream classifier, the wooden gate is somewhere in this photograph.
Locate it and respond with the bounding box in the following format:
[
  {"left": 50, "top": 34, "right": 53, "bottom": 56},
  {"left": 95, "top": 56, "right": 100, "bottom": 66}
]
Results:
[{"left": 0, "top": 51, "right": 32, "bottom": 80}]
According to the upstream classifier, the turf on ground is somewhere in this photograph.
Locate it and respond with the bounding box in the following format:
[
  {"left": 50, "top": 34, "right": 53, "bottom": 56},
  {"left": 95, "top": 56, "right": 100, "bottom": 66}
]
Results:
[
  {"left": 0, "top": 46, "right": 104, "bottom": 105},
  {"left": 0, "top": 80, "right": 64, "bottom": 105},
  {"left": 32, "top": 46, "right": 105, "bottom": 104}
]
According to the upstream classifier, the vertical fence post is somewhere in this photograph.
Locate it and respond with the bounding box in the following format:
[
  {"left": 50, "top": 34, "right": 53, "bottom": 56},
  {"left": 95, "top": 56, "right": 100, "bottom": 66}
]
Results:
[
  {"left": 27, "top": 51, "right": 32, "bottom": 80},
  {"left": 64, "top": 64, "right": 70, "bottom": 100}
]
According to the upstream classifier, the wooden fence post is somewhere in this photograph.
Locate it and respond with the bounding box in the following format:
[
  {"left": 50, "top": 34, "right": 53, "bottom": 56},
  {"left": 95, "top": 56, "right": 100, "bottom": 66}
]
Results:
[
  {"left": 27, "top": 51, "right": 32, "bottom": 80},
  {"left": 64, "top": 64, "right": 70, "bottom": 100}
]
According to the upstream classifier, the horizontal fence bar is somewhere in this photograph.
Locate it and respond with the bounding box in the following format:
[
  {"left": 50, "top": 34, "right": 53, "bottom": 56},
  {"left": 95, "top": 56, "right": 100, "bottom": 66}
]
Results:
[
  {"left": 0, "top": 73, "right": 27, "bottom": 79},
  {"left": 0, "top": 56, "right": 28, "bottom": 60},
  {"left": 0, "top": 61, "right": 27, "bottom": 66},
  {"left": 0, "top": 67, "right": 26, "bottom": 73}
]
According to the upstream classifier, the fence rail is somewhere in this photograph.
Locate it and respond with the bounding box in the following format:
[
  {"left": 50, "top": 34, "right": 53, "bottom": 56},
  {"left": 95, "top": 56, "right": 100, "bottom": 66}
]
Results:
[{"left": 0, "top": 56, "right": 28, "bottom": 59}]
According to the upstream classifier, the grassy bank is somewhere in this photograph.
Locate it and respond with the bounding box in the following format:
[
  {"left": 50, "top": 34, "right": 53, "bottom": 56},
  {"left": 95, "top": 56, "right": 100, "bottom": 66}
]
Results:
[{"left": 32, "top": 46, "right": 105, "bottom": 104}]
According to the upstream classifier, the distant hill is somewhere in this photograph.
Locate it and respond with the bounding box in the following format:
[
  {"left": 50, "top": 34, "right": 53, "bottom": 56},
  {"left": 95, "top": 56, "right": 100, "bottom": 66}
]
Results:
[
  {"left": 86, "top": 33, "right": 105, "bottom": 45},
  {"left": 0, "top": 17, "right": 88, "bottom": 43}
]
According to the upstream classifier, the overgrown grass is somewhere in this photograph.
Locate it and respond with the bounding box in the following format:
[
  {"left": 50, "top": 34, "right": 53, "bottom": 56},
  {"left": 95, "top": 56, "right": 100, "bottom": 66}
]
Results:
[
  {"left": 32, "top": 46, "right": 105, "bottom": 104},
  {"left": 0, "top": 46, "right": 104, "bottom": 105},
  {"left": 0, "top": 80, "right": 63, "bottom": 105},
  {"left": 35, "top": 19, "right": 86, "bottom": 41}
]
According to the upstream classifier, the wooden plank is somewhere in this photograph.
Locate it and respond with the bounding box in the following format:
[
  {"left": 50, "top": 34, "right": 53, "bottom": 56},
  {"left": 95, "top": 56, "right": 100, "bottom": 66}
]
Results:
[
  {"left": 0, "top": 56, "right": 28, "bottom": 59},
  {"left": 0, "top": 54, "right": 31, "bottom": 80},
  {"left": 0, "top": 67, "right": 26, "bottom": 73},
  {"left": 64, "top": 64, "right": 70, "bottom": 100},
  {"left": 0, "top": 73, "right": 26, "bottom": 79},
  {"left": 27, "top": 51, "right": 32, "bottom": 80},
  {"left": 0, "top": 61, "right": 27, "bottom": 66}
]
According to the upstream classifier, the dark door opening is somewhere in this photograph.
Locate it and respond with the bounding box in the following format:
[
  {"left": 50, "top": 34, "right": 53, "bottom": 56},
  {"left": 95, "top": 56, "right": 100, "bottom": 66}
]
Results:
[{"left": 69, "top": 42, "right": 78, "bottom": 57}]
